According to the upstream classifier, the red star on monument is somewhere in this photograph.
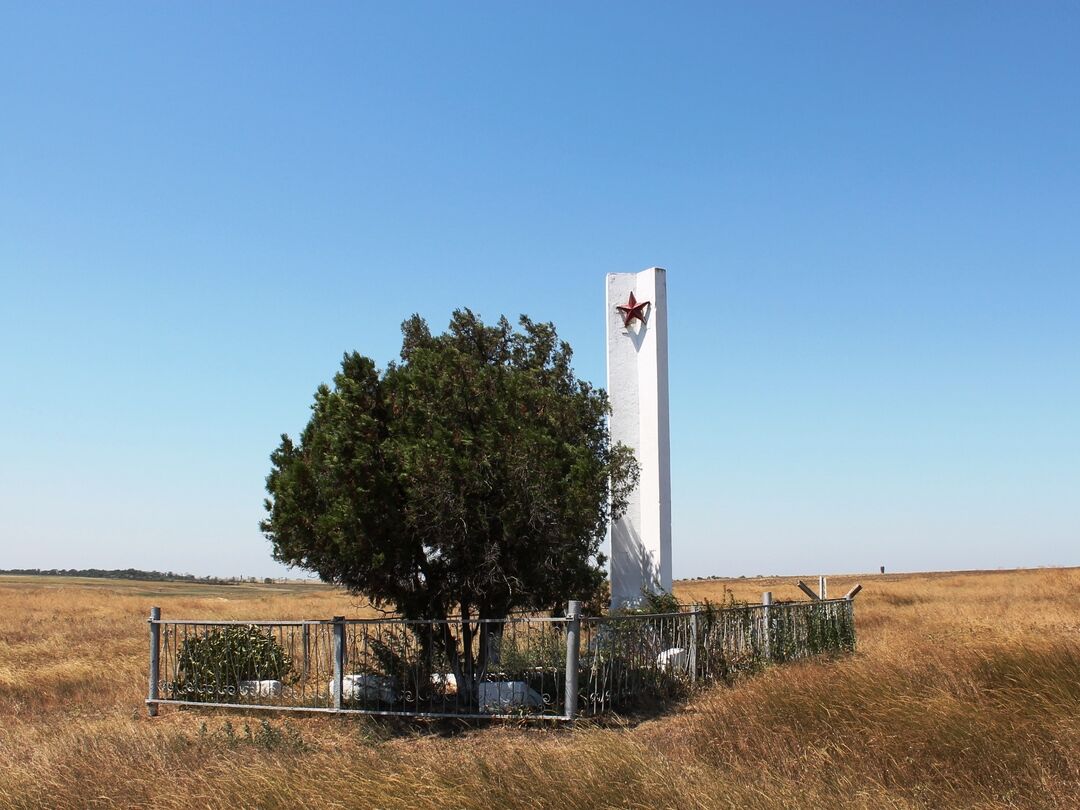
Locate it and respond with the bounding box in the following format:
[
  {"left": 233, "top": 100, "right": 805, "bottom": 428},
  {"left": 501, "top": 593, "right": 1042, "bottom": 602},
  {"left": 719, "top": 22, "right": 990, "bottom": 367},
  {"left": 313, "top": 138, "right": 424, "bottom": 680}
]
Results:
[{"left": 616, "top": 291, "right": 650, "bottom": 328}]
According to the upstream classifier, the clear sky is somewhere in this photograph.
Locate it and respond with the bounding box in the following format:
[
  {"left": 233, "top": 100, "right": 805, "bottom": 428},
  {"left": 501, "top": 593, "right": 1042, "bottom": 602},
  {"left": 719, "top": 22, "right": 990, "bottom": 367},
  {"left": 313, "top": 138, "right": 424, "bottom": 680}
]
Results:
[{"left": 1, "top": 3, "right": 1077, "bottom": 580}]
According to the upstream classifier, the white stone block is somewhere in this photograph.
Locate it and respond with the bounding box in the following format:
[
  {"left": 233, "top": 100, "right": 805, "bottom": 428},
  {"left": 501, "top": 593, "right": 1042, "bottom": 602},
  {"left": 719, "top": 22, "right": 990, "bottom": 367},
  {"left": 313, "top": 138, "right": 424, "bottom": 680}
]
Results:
[
  {"left": 238, "top": 679, "right": 283, "bottom": 698},
  {"left": 656, "top": 647, "right": 689, "bottom": 672},
  {"left": 431, "top": 672, "right": 458, "bottom": 693},
  {"left": 478, "top": 681, "right": 543, "bottom": 713},
  {"left": 330, "top": 673, "right": 398, "bottom": 704}
]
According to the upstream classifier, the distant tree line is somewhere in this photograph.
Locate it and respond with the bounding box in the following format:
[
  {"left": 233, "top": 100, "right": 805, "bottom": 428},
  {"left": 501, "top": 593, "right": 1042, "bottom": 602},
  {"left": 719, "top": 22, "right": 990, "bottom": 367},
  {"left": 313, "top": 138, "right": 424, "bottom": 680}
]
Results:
[{"left": 0, "top": 568, "right": 277, "bottom": 584}]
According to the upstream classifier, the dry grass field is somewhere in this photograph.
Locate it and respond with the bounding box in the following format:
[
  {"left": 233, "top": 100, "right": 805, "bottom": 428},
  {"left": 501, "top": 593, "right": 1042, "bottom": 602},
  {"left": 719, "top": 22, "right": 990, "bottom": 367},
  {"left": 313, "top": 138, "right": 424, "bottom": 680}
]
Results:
[{"left": 1, "top": 567, "right": 1078, "bottom": 809}]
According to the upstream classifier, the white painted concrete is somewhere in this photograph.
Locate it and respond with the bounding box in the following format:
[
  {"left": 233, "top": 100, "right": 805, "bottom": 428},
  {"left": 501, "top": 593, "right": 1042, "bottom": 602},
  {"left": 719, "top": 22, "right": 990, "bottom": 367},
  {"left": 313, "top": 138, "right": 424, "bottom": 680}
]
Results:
[
  {"left": 656, "top": 647, "right": 689, "bottom": 672},
  {"left": 430, "top": 672, "right": 458, "bottom": 693},
  {"left": 331, "top": 674, "right": 398, "bottom": 704},
  {"left": 238, "top": 679, "right": 283, "bottom": 698},
  {"left": 478, "top": 681, "right": 544, "bottom": 712},
  {"left": 606, "top": 267, "right": 672, "bottom": 608}
]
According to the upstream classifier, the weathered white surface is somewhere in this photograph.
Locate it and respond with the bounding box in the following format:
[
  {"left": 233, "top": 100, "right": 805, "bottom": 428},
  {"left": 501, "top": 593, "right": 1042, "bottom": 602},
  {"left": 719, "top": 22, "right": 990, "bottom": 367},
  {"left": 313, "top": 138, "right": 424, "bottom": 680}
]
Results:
[
  {"left": 606, "top": 267, "right": 672, "bottom": 608},
  {"left": 656, "top": 647, "right": 689, "bottom": 672},
  {"left": 330, "top": 674, "right": 398, "bottom": 704},
  {"left": 478, "top": 681, "right": 544, "bottom": 713},
  {"left": 431, "top": 672, "right": 458, "bottom": 694},
  {"left": 238, "top": 679, "right": 283, "bottom": 698}
]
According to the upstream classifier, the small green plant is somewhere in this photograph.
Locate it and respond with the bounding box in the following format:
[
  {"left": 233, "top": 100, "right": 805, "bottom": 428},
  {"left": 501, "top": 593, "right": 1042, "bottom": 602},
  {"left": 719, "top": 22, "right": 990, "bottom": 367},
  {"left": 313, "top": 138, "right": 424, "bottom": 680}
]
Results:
[
  {"left": 617, "top": 589, "right": 681, "bottom": 615},
  {"left": 173, "top": 625, "right": 295, "bottom": 701},
  {"left": 193, "top": 719, "right": 308, "bottom": 752},
  {"left": 496, "top": 631, "right": 565, "bottom": 675},
  {"left": 252, "top": 718, "right": 308, "bottom": 751}
]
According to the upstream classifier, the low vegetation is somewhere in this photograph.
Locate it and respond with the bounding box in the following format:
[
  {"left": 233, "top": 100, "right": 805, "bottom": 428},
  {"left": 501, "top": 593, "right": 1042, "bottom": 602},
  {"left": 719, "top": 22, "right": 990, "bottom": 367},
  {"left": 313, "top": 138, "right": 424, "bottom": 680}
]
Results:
[
  {"left": 1, "top": 568, "right": 1078, "bottom": 808},
  {"left": 173, "top": 625, "right": 297, "bottom": 701},
  {"left": 0, "top": 568, "right": 270, "bottom": 583}
]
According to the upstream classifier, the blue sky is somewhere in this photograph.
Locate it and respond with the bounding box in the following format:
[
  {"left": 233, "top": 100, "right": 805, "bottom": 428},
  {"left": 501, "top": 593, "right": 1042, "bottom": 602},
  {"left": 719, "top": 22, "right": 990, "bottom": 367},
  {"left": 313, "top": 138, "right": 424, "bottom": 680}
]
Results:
[{"left": 1, "top": 3, "right": 1077, "bottom": 579}]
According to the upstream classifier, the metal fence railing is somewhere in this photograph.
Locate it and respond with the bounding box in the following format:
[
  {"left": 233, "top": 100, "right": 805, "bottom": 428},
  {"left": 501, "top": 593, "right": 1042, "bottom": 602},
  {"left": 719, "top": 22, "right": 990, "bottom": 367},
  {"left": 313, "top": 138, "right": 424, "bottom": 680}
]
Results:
[
  {"left": 578, "top": 599, "right": 857, "bottom": 715},
  {"left": 146, "top": 597, "right": 856, "bottom": 720}
]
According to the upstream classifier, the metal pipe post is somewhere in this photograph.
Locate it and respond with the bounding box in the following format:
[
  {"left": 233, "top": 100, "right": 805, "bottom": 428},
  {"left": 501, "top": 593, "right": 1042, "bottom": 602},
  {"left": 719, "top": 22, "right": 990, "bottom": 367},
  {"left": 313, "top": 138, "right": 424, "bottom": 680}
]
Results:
[
  {"left": 332, "top": 616, "right": 345, "bottom": 711},
  {"left": 301, "top": 623, "right": 310, "bottom": 681},
  {"left": 688, "top": 610, "right": 699, "bottom": 680},
  {"left": 147, "top": 606, "right": 161, "bottom": 717},
  {"left": 564, "top": 600, "right": 581, "bottom": 720},
  {"left": 762, "top": 592, "right": 773, "bottom": 662}
]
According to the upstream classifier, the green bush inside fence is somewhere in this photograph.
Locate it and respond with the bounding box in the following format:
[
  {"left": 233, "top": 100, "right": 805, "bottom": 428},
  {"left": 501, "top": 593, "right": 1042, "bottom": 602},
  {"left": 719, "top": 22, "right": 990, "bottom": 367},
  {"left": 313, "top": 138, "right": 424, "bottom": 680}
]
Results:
[{"left": 173, "top": 626, "right": 295, "bottom": 701}]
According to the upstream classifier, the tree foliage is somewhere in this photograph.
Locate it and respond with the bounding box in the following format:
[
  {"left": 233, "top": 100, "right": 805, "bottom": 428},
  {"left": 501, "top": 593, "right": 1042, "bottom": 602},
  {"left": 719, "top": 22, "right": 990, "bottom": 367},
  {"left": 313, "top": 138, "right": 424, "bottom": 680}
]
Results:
[{"left": 261, "top": 310, "right": 637, "bottom": 698}]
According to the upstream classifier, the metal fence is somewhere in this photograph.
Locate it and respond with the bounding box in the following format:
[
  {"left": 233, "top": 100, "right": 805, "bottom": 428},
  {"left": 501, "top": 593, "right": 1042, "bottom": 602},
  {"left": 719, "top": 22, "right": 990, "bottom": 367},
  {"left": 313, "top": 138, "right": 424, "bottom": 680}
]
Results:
[
  {"left": 147, "top": 597, "right": 855, "bottom": 720},
  {"left": 578, "top": 598, "right": 856, "bottom": 715}
]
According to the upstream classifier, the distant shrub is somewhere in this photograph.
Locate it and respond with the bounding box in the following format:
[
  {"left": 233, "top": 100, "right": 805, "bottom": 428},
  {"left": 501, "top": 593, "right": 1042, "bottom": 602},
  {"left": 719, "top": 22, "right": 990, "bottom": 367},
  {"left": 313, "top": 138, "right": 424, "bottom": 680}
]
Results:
[{"left": 173, "top": 626, "right": 294, "bottom": 701}]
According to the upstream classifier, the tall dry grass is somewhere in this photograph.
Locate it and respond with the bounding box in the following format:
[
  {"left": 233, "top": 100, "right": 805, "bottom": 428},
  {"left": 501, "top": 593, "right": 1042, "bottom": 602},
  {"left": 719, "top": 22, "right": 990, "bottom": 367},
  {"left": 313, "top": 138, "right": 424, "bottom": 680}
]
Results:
[{"left": 1, "top": 568, "right": 1078, "bottom": 808}]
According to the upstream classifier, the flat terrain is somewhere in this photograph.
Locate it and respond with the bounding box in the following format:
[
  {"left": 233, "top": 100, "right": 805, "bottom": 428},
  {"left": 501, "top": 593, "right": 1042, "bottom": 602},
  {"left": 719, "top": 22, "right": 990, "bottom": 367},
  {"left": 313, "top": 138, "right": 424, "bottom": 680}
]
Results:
[{"left": 1, "top": 568, "right": 1078, "bottom": 808}]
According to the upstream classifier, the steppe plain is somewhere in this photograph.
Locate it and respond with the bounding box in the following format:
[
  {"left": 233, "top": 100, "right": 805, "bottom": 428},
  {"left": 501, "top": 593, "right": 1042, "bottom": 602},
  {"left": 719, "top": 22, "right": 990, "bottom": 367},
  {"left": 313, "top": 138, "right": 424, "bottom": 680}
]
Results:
[{"left": 1, "top": 567, "right": 1078, "bottom": 809}]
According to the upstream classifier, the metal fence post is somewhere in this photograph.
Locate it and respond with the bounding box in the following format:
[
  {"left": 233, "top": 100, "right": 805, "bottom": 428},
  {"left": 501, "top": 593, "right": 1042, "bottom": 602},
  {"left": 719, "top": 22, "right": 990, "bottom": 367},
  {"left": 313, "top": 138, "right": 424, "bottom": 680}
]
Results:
[
  {"left": 332, "top": 616, "right": 345, "bottom": 711},
  {"left": 564, "top": 600, "right": 581, "bottom": 720},
  {"left": 844, "top": 588, "right": 858, "bottom": 651},
  {"left": 688, "top": 610, "right": 698, "bottom": 680},
  {"left": 819, "top": 575, "right": 827, "bottom": 600},
  {"left": 301, "top": 623, "right": 310, "bottom": 681},
  {"left": 762, "top": 592, "right": 772, "bottom": 662},
  {"left": 147, "top": 606, "right": 160, "bottom": 717}
]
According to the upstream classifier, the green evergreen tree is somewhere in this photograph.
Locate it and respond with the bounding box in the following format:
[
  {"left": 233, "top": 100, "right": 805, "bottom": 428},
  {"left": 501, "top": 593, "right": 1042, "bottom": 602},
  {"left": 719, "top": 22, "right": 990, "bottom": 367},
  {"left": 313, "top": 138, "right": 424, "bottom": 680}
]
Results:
[{"left": 261, "top": 310, "right": 637, "bottom": 702}]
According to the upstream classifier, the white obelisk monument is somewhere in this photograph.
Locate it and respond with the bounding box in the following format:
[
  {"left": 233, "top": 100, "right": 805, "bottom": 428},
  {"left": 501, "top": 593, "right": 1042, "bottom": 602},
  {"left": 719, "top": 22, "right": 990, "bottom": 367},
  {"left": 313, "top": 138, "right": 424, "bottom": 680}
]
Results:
[{"left": 606, "top": 267, "right": 672, "bottom": 608}]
